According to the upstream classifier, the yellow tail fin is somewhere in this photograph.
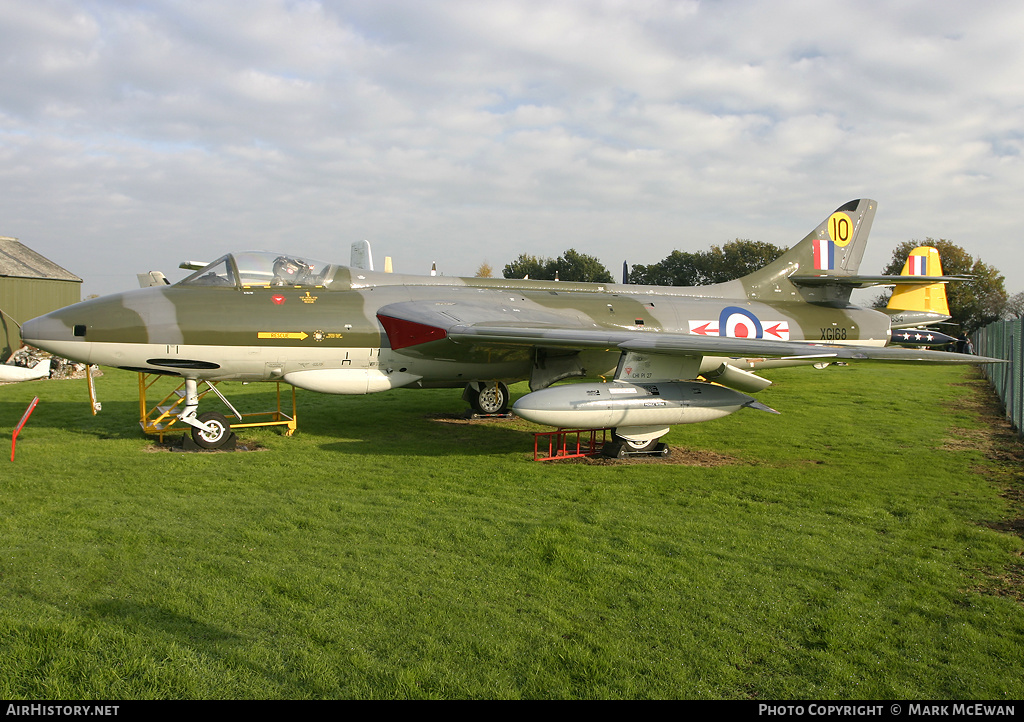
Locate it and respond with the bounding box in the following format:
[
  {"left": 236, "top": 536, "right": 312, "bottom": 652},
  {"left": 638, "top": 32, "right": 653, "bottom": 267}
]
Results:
[{"left": 887, "top": 246, "right": 950, "bottom": 316}]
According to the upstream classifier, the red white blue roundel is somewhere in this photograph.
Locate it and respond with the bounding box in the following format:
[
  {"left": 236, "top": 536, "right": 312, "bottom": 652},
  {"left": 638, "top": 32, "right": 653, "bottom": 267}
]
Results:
[
  {"left": 688, "top": 307, "right": 790, "bottom": 340},
  {"left": 720, "top": 306, "right": 762, "bottom": 338}
]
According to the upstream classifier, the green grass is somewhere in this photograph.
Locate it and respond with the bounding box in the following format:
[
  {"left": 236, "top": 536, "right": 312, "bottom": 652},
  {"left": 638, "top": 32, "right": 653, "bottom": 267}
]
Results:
[{"left": 1, "top": 363, "right": 1021, "bottom": 699}]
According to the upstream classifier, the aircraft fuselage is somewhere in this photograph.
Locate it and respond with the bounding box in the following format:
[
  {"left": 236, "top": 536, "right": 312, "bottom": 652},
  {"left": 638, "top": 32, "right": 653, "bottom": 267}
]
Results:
[{"left": 22, "top": 260, "right": 891, "bottom": 393}]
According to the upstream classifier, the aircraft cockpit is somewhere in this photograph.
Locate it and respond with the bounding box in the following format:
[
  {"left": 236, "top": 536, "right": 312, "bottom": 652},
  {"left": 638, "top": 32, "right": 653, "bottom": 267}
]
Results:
[{"left": 178, "top": 252, "right": 337, "bottom": 289}]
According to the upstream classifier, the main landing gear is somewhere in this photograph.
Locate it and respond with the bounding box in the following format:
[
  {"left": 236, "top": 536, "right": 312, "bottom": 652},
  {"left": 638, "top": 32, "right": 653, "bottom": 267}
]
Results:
[{"left": 464, "top": 381, "right": 511, "bottom": 415}]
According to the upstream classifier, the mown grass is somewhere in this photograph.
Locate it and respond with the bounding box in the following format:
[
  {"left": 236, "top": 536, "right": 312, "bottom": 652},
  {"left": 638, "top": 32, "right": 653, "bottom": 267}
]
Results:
[{"left": 1, "top": 363, "right": 1021, "bottom": 699}]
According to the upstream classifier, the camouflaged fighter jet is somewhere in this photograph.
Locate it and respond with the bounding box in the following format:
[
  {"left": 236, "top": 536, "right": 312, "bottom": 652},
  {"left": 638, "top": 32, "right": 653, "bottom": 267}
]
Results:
[{"left": 20, "top": 199, "right": 996, "bottom": 450}]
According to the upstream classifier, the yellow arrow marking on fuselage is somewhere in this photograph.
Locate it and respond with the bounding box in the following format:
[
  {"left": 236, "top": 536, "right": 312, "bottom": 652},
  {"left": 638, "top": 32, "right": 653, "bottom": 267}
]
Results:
[{"left": 258, "top": 332, "right": 309, "bottom": 340}]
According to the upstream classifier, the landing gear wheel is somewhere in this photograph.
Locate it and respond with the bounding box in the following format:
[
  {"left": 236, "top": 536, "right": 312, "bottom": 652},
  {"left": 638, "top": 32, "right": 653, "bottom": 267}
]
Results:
[
  {"left": 471, "top": 382, "right": 510, "bottom": 414},
  {"left": 611, "top": 431, "right": 661, "bottom": 452},
  {"left": 190, "top": 411, "right": 232, "bottom": 450}
]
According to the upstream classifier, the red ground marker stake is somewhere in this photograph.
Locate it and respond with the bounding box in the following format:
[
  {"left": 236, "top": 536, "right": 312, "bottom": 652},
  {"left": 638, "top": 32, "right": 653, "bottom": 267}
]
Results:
[{"left": 11, "top": 396, "right": 39, "bottom": 462}]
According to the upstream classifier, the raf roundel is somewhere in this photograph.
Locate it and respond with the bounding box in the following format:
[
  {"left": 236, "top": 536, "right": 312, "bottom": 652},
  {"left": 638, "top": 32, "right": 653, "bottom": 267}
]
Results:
[{"left": 718, "top": 306, "right": 763, "bottom": 339}]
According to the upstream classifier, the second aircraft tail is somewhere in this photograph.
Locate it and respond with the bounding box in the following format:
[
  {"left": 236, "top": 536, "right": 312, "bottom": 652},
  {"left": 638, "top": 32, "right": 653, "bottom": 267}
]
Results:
[{"left": 887, "top": 246, "right": 951, "bottom": 317}]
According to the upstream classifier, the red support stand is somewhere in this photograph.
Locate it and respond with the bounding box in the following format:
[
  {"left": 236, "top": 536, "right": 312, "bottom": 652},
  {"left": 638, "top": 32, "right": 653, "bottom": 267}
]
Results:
[{"left": 532, "top": 427, "right": 609, "bottom": 461}]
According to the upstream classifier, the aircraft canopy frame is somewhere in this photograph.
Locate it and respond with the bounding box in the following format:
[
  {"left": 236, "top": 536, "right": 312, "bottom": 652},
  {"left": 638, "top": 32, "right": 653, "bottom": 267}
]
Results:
[{"left": 178, "top": 252, "right": 337, "bottom": 289}]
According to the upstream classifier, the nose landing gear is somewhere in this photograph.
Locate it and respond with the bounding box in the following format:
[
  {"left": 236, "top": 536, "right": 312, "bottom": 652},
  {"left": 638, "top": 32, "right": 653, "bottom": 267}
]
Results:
[
  {"left": 177, "top": 378, "right": 238, "bottom": 450},
  {"left": 190, "top": 411, "right": 234, "bottom": 450}
]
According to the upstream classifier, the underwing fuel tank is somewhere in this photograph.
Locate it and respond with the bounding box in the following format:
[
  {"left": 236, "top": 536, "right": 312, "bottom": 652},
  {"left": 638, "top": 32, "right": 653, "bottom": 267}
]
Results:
[{"left": 511, "top": 380, "right": 778, "bottom": 430}]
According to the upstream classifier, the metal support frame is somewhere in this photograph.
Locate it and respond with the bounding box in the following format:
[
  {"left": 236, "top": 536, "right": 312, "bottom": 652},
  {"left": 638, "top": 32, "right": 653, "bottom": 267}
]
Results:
[
  {"left": 531, "top": 427, "right": 671, "bottom": 461},
  {"left": 138, "top": 373, "right": 297, "bottom": 442},
  {"left": 532, "top": 427, "right": 609, "bottom": 461}
]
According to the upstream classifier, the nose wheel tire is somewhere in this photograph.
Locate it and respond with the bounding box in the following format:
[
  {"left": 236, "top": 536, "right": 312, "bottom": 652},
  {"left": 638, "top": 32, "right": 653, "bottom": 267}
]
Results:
[{"left": 190, "top": 411, "right": 232, "bottom": 450}]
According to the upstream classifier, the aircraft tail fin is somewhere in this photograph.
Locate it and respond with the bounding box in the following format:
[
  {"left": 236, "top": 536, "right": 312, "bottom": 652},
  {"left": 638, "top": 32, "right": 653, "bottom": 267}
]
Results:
[
  {"left": 137, "top": 271, "right": 170, "bottom": 288},
  {"left": 351, "top": 240, "right": 374, "bottom": 271},
  {"left": 739, "top": 199, "right": 877, "bottom": 303},
  {"left": 887, "top": 246, "right": 951, "bottom": 317}
]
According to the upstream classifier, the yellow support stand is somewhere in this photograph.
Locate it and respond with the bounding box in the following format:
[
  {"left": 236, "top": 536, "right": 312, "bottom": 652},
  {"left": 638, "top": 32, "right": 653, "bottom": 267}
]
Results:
[{"left": 138, "top": 373, "right": 297, "bottom": 442}]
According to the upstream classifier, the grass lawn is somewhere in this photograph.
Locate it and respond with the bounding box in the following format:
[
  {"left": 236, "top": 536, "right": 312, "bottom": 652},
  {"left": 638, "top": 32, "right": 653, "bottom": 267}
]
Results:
[{"left": 1, "top": 363, "right": 1022, "bottom": 699}]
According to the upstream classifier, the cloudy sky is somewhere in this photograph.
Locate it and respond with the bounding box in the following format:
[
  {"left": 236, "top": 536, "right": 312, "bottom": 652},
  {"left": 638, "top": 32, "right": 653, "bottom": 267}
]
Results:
[{"left": 2, "top": 0, "right": 1022, "bottom": 298}]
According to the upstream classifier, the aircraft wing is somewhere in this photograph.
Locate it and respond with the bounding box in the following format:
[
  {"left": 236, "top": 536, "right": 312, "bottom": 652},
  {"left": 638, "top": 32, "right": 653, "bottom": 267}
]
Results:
[
  {"left": 376, "top": 301, "right": 999, "bottom": 365},
  {"left": 445, "top": 324, "right": 994, "bottom": 364},
  {"left": 789, "top": 274, "right": 972, "bottom": 288}
]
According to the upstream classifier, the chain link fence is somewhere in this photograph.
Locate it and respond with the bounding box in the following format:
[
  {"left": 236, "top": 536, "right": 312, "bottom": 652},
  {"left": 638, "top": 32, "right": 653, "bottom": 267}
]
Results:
[{"left": 973, "top": 317, "right": 1023, "bottom": 438}]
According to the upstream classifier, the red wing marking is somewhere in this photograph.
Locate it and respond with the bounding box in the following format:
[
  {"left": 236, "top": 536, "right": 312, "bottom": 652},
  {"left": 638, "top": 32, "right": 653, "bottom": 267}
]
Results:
[{"left": 377, "top": 314, "right": 448, "bottom": 350}]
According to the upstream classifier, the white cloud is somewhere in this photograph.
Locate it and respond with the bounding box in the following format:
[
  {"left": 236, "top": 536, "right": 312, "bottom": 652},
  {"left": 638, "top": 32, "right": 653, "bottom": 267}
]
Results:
[{"left": 0, "top": 0, "right": 1022, "bottom": 296}]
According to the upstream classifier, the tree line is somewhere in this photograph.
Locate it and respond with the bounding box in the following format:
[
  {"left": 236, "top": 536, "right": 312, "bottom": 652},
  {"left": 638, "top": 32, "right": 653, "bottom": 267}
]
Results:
[
  {"left": 493, "top": 239, "right": 1020, "bottom": 334},
  {"left": 501, "top": 249, "right": 613, "bottom": 283},
  {"left": 626, "top": 239, "right": 787, "bottom": 286}
]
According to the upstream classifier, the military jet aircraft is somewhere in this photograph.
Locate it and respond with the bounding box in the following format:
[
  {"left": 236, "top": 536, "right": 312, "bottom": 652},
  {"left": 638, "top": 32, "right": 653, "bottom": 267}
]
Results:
[{"left": 20, "top": 199, "right": 996, "bottom": 450}]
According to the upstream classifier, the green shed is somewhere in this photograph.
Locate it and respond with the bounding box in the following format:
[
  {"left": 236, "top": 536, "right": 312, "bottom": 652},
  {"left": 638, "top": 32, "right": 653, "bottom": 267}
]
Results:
[{"left": 1, "top": 237, "right": 82, "bottom": 361}]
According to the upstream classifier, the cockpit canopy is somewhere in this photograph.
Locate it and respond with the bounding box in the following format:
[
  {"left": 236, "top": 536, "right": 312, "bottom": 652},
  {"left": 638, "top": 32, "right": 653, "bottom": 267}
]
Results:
[{"left": 178, "top": 252, "right": 338, "bottom": 289}]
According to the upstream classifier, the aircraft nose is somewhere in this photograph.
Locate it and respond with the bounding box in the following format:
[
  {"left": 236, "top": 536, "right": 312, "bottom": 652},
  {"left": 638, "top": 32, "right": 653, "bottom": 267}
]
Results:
[
  {"left": 19, "top": 309, "right": 87, "bottom": 362},
  {"left": 21, "top": 312, "right": 77, "bottom": 345},
  {"left": 20, "top": 315, "right": 43, "bottom": 345}
]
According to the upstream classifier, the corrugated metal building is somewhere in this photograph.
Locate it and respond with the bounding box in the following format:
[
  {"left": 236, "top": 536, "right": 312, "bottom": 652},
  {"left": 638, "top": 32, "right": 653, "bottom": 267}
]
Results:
[{"left": 1, "top": 237, "right": 82, "bottom": 361}]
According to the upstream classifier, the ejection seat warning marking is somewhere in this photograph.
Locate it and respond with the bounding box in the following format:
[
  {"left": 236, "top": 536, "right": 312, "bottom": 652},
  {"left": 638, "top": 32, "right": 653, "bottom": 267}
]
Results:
[
  {"left": 828, "top": 212, "right": 853, "bottom": 247},
  {"left": 258, "top": 332, "right": 309, "bottom": 340},
  {"left": 312, "top": 330, "right": 344, "bottom": 342}
]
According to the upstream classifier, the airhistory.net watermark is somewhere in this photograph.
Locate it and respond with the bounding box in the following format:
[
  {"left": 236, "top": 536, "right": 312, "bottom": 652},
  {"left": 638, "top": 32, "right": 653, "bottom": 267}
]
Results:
[{"left": 5, "top": 705, "right": 119, "bottom": 717}]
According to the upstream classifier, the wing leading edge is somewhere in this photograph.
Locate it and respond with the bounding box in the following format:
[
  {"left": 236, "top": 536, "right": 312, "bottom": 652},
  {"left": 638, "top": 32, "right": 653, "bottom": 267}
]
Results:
[{"left": 444, "top": 323, "right": 993, "bottom": 364}]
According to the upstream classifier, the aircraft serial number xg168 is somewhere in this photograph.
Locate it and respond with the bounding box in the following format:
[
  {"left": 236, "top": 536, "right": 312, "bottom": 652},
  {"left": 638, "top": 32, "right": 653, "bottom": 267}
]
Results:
[{"left": 21, "top": 199, "right": 996, "bottom": 450}]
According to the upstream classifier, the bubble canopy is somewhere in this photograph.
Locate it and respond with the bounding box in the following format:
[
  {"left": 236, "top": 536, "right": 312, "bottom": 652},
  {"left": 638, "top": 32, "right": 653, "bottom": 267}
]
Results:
[{"left": 178, "top": 252, "right": 338, "bottom": 288}]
